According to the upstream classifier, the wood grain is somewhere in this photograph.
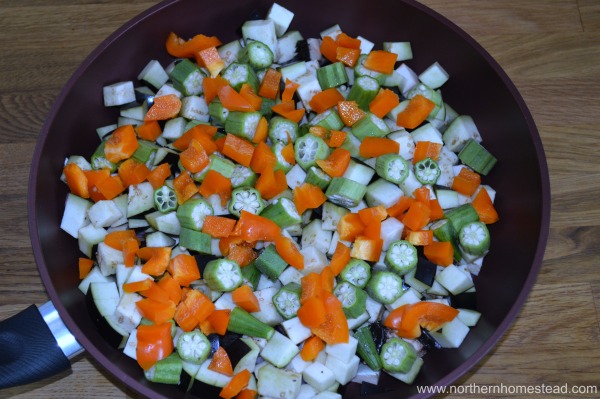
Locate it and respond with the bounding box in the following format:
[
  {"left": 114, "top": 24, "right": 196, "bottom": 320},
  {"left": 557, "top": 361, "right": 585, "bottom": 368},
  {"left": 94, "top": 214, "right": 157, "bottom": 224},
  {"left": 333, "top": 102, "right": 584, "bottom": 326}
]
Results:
[{"left": 1, "top": 0, "right": 599, "bottom": 398}]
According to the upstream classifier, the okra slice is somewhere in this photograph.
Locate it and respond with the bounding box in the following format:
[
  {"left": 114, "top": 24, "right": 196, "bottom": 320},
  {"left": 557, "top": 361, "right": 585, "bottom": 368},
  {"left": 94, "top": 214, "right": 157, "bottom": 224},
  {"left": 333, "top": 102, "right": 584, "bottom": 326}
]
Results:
[
  {"left": 273, "top": 141, "right": 294, "bottom": 173},
  {"left": 168, "top": 58, "right": 206, "bottom": 96},
  {"left": 294, "top": 134, "right": 330, "bottom": 170},
  {"left": 259, "top": 197, "right": 302, "bottom": 228},
  {"left": 385, "top": 240, "right": 418, "bottom": 276},
  {"left": 333, "top": 281, "right": 368, "bottom": 319},
  {"left": 220, "top": 62, "right": 260, "bottom": 92},
  {"left": 228, "top": 306, "right": 275, "bottom": 340},
  {"left": 268, "top": 116, "right": 298, "bottom": 143},
  {"left": 154, "top": 185, "right": 178, "bottom": 213},
  {"left": 203, "top": 258, "right": 243, "bottom": 292},
  {"left": 309, "top": 108, "right": 344, "bottom": 131},
  {"left": 229, "top": 187, "right": 266, "bottom": 217},
  {"left": 224, "top": 111, "right": 262, "bottom": 141},
  {"left": 179, "top": 227, "right": 212, "bottom": 254},
  {"left": 132, "top": 140, "right": 158, "bottom": 164},
  {"left": 366, "top": 271, "right": 404, "bottom": 304},
  {"left": 240, "top": 261, "right": 261, "bottom": 290},
  {"left": 304, "top": 166, "right": 331, "bottom": 190},
  {"left": 375, "top": 153, "right": 410, "bottom": 184},
  {"left": 414, "top": 157, "right": 441, "bottom": 185},
  {"left": 176, "top": 198, "right": 213, "bottom": 231},
  {"left": 380, "top": 337, "right": 417, "bottom": 373},
  {"left": 273, "top": 282, "right": 302, "bottom": 319},
  {"left": 176, "top": 330, "right": 211, "bottom": 364},
  {"left": 431, "top": 219, "right": 462, "bottom": 262},
  {"left": 458, "top": 221, "right": 490, "bottom": 257},
  {"left": 325, "top": 177, "right": 368, "bottom": 208},
  {"left": 316, "top": 61, "right": 349, "bottom": 89},
  {"left": 91, "top": 141, "right": 117, "bottom": 172},
  {"left": 339, "top": 259, "right": 371, "bottom": 289},
  {"left": 354, "top": 54, "right": 386, "bottom": 85},
  {"left": 254, "top": 244, "right": 288, "bottom": 280},
  {"left": 208, "top": 98, "right": 229, "bottom": 126},
  {"left": 444, "top": 203, "right": 479, "bottom": 233},
  {"left": 354, "top": 325, "right": 383, "bottom": 371},
  {"left": 458, "top": 138, "right": 497, "bottom": 176},
  {"left": 238, "top": 40, "right": 275, "bottom": 69},
  {"left": 144, "top": 353, "right": 183, "bottom": 384},
  {"left": 230, "top": 164, "right": 257, "bottom": 188},
  {"left": 346, "top": 75, "right": 380, "bottom": 110},
  {"left": 351, "top": 112, "right": 390, "bottom": 141}
]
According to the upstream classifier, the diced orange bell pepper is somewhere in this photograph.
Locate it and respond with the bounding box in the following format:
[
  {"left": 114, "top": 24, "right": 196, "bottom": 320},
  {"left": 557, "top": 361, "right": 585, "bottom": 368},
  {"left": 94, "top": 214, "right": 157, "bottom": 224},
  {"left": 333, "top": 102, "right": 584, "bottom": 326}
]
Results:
[
  {"left": 275, "top": 235, "right": 304, "bottom": 270},
  {"left": 136, "top": 322, "right": 173, "bottom": 370},
  {"left": 104, "top": 124, "right": 139, "bottom": 163}
]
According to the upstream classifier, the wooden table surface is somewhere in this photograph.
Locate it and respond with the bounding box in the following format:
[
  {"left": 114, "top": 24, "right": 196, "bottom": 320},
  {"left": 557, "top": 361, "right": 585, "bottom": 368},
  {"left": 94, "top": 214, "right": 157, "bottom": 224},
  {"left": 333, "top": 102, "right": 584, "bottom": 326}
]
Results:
[{"left": 1, "top": 0, "right": 599, "bottom": 398}]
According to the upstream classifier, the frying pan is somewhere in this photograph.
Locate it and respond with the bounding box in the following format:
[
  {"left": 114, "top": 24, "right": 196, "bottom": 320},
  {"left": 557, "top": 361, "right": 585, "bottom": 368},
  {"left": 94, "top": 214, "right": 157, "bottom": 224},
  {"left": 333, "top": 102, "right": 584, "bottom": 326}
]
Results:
[{"left": 0, "top": 0, "right": 550, "bottom": 397}]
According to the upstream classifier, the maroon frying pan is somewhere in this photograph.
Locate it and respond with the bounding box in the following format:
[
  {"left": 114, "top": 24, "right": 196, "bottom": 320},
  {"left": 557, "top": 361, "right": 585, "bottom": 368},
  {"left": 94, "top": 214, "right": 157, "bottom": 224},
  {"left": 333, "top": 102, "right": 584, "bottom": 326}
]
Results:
[{"left": 0, "top": 0, "right": 550, "bottom": 397}]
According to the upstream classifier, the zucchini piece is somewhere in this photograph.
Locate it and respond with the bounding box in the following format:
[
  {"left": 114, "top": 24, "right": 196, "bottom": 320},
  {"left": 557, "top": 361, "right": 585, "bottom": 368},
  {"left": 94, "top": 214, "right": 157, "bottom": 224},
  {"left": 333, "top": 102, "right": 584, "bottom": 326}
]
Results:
[
  {"left": 239, "top": 40, "right": 275, "bottom": 69},
  {"left": 144, "top": 353, "right": 182, "bottom": 385},
  {"left": 137, "top": 60, "right": 169, "bottom": 90},
  {"left": 220, "top": 62, "right": 260, "bottom": 92},
  {"left": 269, "top": 116, "right": 299, "bottom": 143},
  {"left": 230, "top": 164, "right": 257, "bottom": 188},
  {"left": 333, "top": 281, "right": 367, "bottom": 319},
  {"left": 169, "top": 59, "right": 206, "bottom": 96},
  {"left": 177, "top": 330, "right": 211, "bottom": 364},
  {"left": 273, "top": 282, "right": 302, "bottom": 319},
  {"left": 385, "top": 240, "right": 418, "bottom": 276},
  {"left": 224, "top": 111, "right": 262, "bottom": 141},
  {"left": 354, "top": 325, "right": 383, "bottom": 371},
  {"left": 414, "top": 157, "right": 441, "bottom": 185},
  {"left": 458, "top": 221, "right": 490, "bottom": 257},
  {"left": 365, "top": 178, "right": 403, "bottom": 209},
  {"left": 380, "top": 337, "right": 417, "bottom": 373},
  {"left": 457, "top": 138, "right": 497, "bottom": 175},
  {"left": 254, "top": 244, "right": 288, "bottom": 280},
  {"left": 229, "top": 187, "right": 265, "bottom": 217},
  {"left": 321, "top": 201, "right": 349, "bottom": 231},
  {"left": 294, "top": 134, "right": 330, "bottom": 170},
  {"left": 346, "top": 75, "right": 380, "bottom": 110},
  {"left": 176, "top": 198, "right": 213, "bottom": 231},
  {"left": 419, "top": 61, "right": 449, "bottom": 89},
  {"left": 154, "top": 185, "right": 177, "bottom": 213},
  {"left": 339, "top": 259, "right": 371, "bottom": 289},
  {"left": 342, "top": 159, "right": 375, "bottom": 186},
  {"left": 103, "top": 81, "right": 136, "bottom": 107},
  {"left": 228, "top": 306, "right": 275, "bottom": 340},
  {"left": 260, "top": 331, "right": 300, "bottom": 368},
  {"left": 257, "top": 364, "right": 302, "bottom": 398},
  {"left": 442, "top": 115, "right": 482, "bottom": 153},
  {"left": 325, "top": 177, "right": 367, "bottom": 208},
  {"left": 317, "top": 62, "right": 349, "bottom": 89},
  {"left": 259, "top": 197, "right": 302, "bottom": 228},
  {"left": 366, "top": 271, "right": 403, "bottom": 305},
  {"left": 375, "top": 153, "right": 410, "bottom": 184},
  {"left": 203, "top": 258, "right": 243, "bottom": 292}
]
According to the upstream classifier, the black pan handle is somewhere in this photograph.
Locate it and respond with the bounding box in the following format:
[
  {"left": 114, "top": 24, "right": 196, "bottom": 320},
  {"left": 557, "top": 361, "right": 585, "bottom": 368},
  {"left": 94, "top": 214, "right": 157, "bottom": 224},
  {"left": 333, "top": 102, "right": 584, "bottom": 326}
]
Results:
[{"left": 0, "top": 302, "right": 83, "bottom": 389}]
